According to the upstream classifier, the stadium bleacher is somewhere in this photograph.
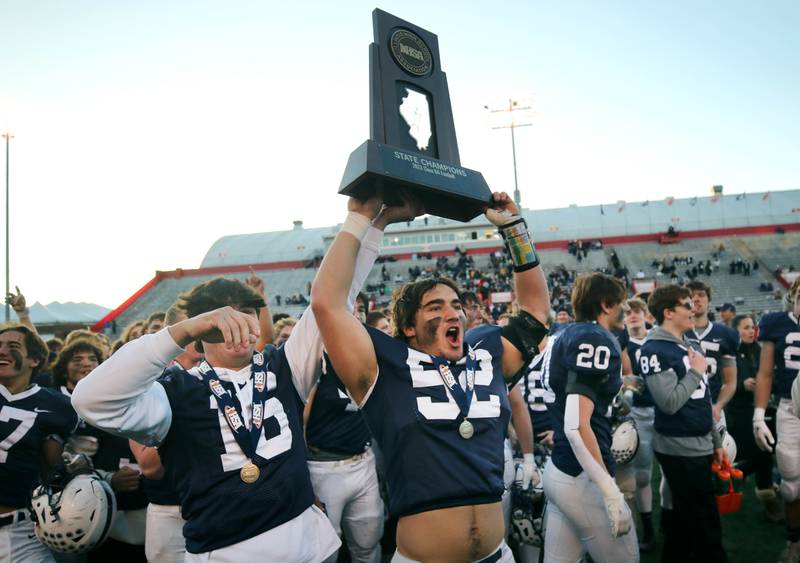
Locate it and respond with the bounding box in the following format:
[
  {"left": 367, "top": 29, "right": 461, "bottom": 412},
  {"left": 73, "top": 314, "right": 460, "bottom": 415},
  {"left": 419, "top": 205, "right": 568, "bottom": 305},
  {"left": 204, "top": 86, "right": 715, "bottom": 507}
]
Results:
[{"left": 93, "top": 189, "right": 800, "bottom": 337}]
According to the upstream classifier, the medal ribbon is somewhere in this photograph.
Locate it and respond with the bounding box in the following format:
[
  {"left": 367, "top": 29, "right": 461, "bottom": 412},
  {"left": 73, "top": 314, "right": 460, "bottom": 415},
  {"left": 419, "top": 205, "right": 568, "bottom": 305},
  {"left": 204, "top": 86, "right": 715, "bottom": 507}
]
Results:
[
  {"left": 431, "top": 350, "right": 478, "bottom": 420},
  {"left": 199, "top": 351, "right": 270, "bottom": 462}
]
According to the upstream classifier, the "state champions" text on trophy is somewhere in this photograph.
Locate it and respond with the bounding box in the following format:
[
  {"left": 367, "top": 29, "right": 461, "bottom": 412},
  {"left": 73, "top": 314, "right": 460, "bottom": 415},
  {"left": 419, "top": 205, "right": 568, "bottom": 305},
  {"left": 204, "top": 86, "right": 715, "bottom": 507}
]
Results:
[{"left": 339, "top": 9, "right": 492, "bottom": 222}]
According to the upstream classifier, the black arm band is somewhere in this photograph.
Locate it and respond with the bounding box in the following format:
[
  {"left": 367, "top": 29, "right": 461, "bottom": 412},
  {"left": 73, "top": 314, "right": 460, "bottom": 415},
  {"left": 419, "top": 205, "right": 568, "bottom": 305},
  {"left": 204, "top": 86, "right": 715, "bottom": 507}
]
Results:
[
  {"left": 501, "top": 310, "right": 548, "bottom": 365},
  {"left": 566, "top": 371, "right": 601, "bottom": 404}
]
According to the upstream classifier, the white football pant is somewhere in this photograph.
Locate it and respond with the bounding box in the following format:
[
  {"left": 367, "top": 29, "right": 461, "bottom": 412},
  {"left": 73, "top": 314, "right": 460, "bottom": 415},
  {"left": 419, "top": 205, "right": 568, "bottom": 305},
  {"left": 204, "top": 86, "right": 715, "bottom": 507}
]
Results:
[
  {"left": 777, "top": 398, "right": 800, "bottom": 502},
  {"left": 308, "top": 447, "right": 384, "bottom": 563},
  {"left": 144, "top": 504, "right": 185, "bottom": 563},
  {"left": 0, "top": 511, "right": 55, "bottom": 563},
  {"left": 543, "top": 460, "right": 639, "bottom": 563},
  {"left": 184, "top": 505, "right": 339, "bottom": 562}
]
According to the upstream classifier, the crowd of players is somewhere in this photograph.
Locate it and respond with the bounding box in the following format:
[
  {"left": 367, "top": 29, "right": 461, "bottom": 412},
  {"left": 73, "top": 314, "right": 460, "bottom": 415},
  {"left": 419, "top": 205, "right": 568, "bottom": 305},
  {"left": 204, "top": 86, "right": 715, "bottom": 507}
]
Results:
[{"left": 2, "top": 191, "right": 800, "bottom": 563}]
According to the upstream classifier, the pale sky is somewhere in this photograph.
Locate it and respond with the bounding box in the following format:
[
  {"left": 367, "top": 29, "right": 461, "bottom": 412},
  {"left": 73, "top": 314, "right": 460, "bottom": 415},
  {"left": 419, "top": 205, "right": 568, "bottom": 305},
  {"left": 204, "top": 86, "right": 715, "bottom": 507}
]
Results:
[{"left": 1, "top": 0, "right": 798, "bottom": 309}]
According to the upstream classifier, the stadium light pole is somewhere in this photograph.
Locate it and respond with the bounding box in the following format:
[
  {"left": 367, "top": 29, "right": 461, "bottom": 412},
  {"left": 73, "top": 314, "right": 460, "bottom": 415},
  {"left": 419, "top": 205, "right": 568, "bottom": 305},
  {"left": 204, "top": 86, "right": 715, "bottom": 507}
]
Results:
[
  {"left": 2, "top": 132, "right": 12, "bottom": 322},
  {"left": 484, "top": 99, "right": 532, "bottom": 207}
]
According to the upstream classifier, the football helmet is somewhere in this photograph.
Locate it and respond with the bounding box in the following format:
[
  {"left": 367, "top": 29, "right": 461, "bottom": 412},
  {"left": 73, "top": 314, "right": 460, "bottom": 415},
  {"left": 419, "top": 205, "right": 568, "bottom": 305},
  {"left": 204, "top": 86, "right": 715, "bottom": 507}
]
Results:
[
  {"left": 611, "top": 418, "right": 639, "bottom": 465},
  {"left": 510, "top": 478, "right": 547, "bottom": 547},
  {"left": 30, "top": 469, "right": 116, "bottom": 554}
]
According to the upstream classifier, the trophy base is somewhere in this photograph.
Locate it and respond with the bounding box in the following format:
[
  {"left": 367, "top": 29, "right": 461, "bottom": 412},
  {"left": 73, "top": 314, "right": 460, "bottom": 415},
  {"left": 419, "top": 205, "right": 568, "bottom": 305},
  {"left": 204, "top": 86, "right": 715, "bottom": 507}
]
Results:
[{"left": 339, "top": 140, "right": 492, "bottom": 222}]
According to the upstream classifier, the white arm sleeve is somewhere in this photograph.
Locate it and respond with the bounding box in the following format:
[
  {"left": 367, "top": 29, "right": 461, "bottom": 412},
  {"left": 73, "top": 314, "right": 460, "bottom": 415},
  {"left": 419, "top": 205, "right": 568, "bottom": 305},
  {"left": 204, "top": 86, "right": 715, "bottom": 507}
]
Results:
[
  {"left": 71, "top": 329, "right": 184, "bottom": 446},
  {"left": 563, "top": 393, "right": 618, "bottom": 499},
  {"left": 285, "top": 225, "right": 383, "bottom": 402}
]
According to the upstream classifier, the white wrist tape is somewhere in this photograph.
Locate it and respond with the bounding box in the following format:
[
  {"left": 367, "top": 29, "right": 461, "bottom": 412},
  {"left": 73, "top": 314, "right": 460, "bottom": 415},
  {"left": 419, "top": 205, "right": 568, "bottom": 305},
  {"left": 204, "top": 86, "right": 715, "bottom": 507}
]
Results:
[
  {"left": 340, "top": 212, "right": 372, "bottom": 240},
  {"left": 753, "top": 407, "right": 766, "bottom": 422}
]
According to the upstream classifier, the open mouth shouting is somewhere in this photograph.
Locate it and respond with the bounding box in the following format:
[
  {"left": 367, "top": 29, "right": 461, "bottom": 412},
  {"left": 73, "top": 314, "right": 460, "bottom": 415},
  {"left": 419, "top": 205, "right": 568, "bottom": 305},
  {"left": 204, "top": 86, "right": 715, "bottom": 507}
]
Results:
[{"left": 444, "top": 324, "right": 462, "bottom": 351}]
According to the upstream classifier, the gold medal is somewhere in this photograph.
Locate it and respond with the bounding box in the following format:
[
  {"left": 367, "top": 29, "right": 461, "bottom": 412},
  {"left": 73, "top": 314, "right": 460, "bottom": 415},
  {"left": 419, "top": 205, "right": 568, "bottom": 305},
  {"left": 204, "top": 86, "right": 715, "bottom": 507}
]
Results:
[
  {"left": 458, "top": 419, "right": 474, "bottom": 439},
  {"left": 240, "top": 461, "right": 261, "bottom": 484}
]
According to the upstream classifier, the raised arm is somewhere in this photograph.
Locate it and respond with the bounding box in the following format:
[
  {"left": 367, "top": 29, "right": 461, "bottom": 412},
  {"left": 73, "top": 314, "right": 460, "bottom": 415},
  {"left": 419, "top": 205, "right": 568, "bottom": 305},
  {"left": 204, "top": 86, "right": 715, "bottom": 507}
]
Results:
[
  {"left": 285, "top": 223, "right": 385, "bottom": 402},
  {"left": 311, "top": 194, "right": 421, "bottom": 404},
  {"left": 485, "top": 192, "right": 549, "bottom": 378}
]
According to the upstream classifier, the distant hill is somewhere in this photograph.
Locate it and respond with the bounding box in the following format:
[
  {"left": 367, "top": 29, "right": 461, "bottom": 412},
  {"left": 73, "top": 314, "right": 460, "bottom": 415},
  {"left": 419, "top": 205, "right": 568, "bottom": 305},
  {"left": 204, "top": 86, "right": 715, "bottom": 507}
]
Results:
[{"left": 8, "top": 301, "right": 111, "bottom": 325}]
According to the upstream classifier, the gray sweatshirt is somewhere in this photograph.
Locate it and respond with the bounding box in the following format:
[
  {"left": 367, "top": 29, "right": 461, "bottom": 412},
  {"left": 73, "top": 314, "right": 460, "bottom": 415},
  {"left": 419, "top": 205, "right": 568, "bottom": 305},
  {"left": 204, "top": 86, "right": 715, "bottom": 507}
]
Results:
[{"left": 644, "top": 326, "right": 722, "bottom": 457}]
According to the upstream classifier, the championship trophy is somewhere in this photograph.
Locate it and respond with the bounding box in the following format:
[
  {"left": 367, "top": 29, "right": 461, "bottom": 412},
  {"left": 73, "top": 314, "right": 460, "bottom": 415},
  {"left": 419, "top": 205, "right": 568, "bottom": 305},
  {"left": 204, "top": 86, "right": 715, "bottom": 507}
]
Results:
[{"left": 339, "top": 9, "right": 492, "bottom": 222}]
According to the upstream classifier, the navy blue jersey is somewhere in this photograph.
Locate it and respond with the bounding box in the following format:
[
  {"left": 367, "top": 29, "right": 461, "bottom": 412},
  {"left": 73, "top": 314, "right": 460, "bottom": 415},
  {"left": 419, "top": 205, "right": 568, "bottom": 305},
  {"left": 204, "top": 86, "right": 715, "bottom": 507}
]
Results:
[
  {"left": 143, "top": 475, "right": 180, "bottom": 506},
  {"left": 758, "top": 312, "right": 800, "bottom": 399},
  {"left": 623, "top": 334, "right": 654, "bottom": 408},
  {"left": 0, "top": 385, "right": 77, "bottom": 507},
  {"left": 157, "top": 345, "right": 314, "bottom": 554},
  {"left": 640, "top": 338, "right": 713, "bottom": 437},
  {"left": 519, "top": 351, "right": 554, "bottom": 435},
  {"left": 545, "top": 323, "right": 622, "bottom": 477},
  {"left": 686, "top": 322, "right": 739, "bottom": 402},
  {"left": 358, "top": 324, "right": 511, "bottom": 518},
  {"left": 306, "top": 353, "right": 371, "bottom": 456}
]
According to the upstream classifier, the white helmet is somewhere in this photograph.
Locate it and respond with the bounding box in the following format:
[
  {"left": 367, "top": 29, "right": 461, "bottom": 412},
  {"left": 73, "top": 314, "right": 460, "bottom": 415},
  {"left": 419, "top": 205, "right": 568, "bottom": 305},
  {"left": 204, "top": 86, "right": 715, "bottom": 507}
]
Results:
[
  {"left": 611, "top": 419, "right": 640, "bottom": 465},
  {"left": 31, "top": 472, "right": 116, "bottom": 554},
  {"left": 722, "top": 431, "right": 737, "bottom": 464}
]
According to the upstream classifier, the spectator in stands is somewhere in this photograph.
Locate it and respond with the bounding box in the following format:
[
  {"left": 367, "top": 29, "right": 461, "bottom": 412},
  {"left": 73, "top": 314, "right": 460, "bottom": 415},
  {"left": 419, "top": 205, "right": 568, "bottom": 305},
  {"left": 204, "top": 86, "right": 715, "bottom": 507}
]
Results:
[
  {"left": 555, "top": 306, "right": 572, "bottom": 325},
  {"left": 724, "top": 314, "right": 781, "bottom": 523},
  {"left": 273, "top": 317, "right": 296, "bottom": 346},
  {"left": 716, "top": 303, "right": 737, "bottom": 326},
  {"left": 146, "top": 311, "right": 166, "bottom": 334}
]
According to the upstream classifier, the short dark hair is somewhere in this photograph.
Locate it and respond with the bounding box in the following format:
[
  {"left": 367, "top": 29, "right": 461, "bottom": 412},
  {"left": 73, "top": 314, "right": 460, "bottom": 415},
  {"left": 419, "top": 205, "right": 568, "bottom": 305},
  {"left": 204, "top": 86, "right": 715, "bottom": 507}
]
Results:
[
  {"left": 272, "top": 312, "right": 290, "bottom": 324},
  {"left": 177, "top": 278, "right": 265, "bottom": 319},
  {"left": 51, "top": 339, "right": 105, "bottom": 388},
  {"left": 146, "top": 311, "right": 166, "bottom": 325},
  {"left": 365, "top": 311, "right": 387, "bottom": 327},
  {"left": 685, "top": 280, "right": 712, "bottom": 301},
  {"left": 731, "top": 314, "right": 753, "bottom": 331},
  {"left": 391, "top": 277, "right": 461, "bottom": 342},
  {"left": 570, "top": 273, "right": 626, "bottom": 322},
  {"left": 460, "top": 291, "right": 480, "bottom": 304},
  {"left": 648, "top": 285, "right": 691, "bottom": 325},
  {"left": 0, "top": 324, "right": 49, "bottom": 377}
]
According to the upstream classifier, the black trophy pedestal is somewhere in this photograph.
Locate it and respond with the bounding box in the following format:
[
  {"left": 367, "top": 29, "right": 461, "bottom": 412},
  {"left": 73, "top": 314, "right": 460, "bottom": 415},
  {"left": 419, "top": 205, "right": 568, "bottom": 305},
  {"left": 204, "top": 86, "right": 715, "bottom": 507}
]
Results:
[{"left": 339, "top": 140, "right": 492, "bottom": 222}]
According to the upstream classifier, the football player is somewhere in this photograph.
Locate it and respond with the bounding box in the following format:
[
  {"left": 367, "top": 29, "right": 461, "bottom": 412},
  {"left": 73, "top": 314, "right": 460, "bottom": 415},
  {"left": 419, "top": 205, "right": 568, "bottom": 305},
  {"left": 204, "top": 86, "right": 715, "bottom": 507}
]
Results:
[
  {"left": 615, "top": 298, "right": 657, "bottom": 552},
  {"left": 51, "top": 337, "right": 149, "bottom": 561},
  {"left": 311, "top": 191, "right": 550, "bottom": 562},
  {"left": 641, "top": 285, "right": 726, "bottom": 562},
  {"left": 684, "top": 281, "right": 739, "bottom": 428},
  {"left": 753, "top": 277, "right": 800, "bottom": 562},
  {"left": 0, "top": 324, "right": 78, "bottom": 563},
  {"left": 72, "top": 221, "right": 392, "bottom": 562},
  {"left": 518, "top": 335, "right": 555, "bottom": 448},
  {"left": 541, "top": 273, "right": 638, "bottom": 563}
]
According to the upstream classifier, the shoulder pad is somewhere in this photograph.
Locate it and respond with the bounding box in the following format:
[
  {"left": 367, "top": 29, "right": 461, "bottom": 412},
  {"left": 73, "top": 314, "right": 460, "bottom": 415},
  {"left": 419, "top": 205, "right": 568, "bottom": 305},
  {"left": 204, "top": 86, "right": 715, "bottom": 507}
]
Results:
[{"left": 502, "top": 310, "right": 548, "bottom": 364}]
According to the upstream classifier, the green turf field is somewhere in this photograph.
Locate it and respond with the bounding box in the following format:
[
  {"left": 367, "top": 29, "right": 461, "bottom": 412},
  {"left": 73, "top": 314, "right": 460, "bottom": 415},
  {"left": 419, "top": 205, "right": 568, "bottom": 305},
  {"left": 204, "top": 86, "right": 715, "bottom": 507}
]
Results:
[{"left": 639, "top": 464, "right": 786, "bottom": 563}]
